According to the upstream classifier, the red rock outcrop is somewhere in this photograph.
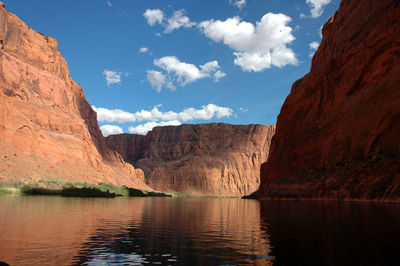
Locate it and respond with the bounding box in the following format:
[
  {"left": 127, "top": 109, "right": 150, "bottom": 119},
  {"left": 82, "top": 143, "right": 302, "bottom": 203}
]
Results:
[
  {"left": 257, "top": 0, "right": 400, "bottom": 202},
  {"left": 0, "top": 2, "right": 149, "bottom": 189},
  {"left": 106, "top": 124, "right": 275, "bottom": 197}
]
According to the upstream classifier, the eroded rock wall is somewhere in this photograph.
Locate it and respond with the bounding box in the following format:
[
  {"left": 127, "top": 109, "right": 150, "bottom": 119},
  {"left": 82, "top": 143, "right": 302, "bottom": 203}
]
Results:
[
  {"left": 106, "top": 124, "right": 275, "bottom": 197},
  {"left": 0, "top": 2, "right": 149, "bottom": 189},
  {"left": 258, "top": 0, "right": 400, "bottom": 202}
]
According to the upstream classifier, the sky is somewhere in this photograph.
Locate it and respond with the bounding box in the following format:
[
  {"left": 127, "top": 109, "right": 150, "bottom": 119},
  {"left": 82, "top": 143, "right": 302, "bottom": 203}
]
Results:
[{"left": 5, "top": 0, "right": 340, "bottom": 136}]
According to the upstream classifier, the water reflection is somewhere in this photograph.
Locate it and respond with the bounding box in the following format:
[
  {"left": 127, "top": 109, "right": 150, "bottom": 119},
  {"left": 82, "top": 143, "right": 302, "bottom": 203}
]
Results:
[
  {"left": 0, "top": 196, "right": 272, "bottom": 265},
  {"left": 259, "top": 200, "right": 400, "bottom": 266}
]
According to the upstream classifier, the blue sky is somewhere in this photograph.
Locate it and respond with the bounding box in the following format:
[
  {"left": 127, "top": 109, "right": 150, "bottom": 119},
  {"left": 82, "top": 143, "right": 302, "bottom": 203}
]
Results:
[{"left": 6, "top": 0, "right": 340, "bottom": 136}]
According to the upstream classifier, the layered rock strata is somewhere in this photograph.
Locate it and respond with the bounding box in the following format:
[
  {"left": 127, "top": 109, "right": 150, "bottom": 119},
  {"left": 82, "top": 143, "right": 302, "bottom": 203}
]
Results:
[
  {"left": 0, "top": 2, "right": 149, "bottom": 189},
  {"left": 106, "top": 124, "right": 275, "bottom": 197},
  {"left": 258, "top": 0, "right": 400, "bottom": 202}
]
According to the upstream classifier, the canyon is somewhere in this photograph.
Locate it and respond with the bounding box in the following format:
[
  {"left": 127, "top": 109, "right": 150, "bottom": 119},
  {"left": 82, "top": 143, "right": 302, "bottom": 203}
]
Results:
[
  {"left": 1, "top": 0, "right": 398, "bottom": 201},
  {"left": 257, "top": 0, "right": 400, "bottom": 202},
  {"left": 106, "top": 124, "right": 275, "bottom": 197},
  {"left": 0, "top": 2, "right": 149, "bottom": 190}
]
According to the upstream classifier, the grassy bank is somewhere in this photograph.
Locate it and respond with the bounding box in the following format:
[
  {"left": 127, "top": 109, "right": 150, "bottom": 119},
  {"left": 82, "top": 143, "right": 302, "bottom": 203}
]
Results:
[
  {"left": 0, "top": 179, "right": 171, "bottom": 198},
  {"left": 0, "top": 180, "right": 240, "bottom": 198}
]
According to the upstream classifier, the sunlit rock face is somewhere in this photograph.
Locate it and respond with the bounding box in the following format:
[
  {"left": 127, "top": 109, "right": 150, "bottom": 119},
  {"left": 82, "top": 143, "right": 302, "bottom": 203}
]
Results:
[
  {"left": 106, "top": 123, "right": 276, "bottom": 197},
  {"left": 0, "top": 2, "right": 149, "bottom": 189},
  {"left": 258, "top": 0, "right": 400, "bottom": 202}
]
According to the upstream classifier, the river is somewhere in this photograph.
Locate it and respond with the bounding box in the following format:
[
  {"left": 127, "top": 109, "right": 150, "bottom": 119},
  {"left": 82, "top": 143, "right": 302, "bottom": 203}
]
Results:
[{"left": 0, "top": 196, "right": 399, "bottom": 265}]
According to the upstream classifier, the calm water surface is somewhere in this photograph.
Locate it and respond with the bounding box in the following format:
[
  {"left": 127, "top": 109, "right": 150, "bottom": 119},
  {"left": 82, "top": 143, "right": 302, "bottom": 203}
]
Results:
[{"left": 0, "top": 196, "right": 399, "bottom": 265}]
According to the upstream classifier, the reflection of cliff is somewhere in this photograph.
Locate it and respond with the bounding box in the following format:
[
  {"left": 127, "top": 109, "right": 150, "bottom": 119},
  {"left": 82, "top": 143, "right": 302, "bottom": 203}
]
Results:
[
  {"left": 77, "top": 198, "right": 273, "bottom": 265},
  {"left": 259, "top": 201, "right": 400, "bottom": 265},
  {"left": 0, "top": 2, "right": 147, "bottom": 189},
  {"left": 106, "top": 124, "right": 275, "bottom": 197},
  {"left": 0, "top": 196, "right": 272, "bottom": 265},
  {"left": 258, "top": 0, "right": 400, "bottom": 201},
  {"left": 0, "top": 196, "right": 146, "bottom": 265}
]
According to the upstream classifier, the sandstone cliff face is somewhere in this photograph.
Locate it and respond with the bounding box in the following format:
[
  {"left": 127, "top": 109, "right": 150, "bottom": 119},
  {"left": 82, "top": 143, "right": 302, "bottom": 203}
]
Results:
[
  {"left": 258, "top": 0, "right": 400, "bottom": 201},
  {"left": 106, "top": 124, "right": 275, "bottom": 197},
  {"left": 0, "top": 2, "right": 149, "bottom": 189}
]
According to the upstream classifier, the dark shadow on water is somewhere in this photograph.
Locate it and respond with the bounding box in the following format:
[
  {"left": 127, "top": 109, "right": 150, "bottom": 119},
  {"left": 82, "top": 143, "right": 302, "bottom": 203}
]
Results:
[{"left": 259, "top": 200, "right": 400, "bottom": 266}]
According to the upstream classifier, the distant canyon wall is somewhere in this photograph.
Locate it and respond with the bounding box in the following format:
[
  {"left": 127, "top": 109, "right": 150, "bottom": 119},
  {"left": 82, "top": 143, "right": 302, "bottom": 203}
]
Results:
[
  {"left": 106, "top": 124, "right": 275, "bottom": 197},
  {"left": 257, "top": 0, "right": 400, "bottom": 202},
  {"left": 0, "top": 2, "right": 149, "bottom": 189}
]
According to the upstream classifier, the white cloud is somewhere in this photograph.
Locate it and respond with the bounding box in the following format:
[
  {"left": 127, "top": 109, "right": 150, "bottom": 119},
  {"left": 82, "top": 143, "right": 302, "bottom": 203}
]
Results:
[
  {"left": 164, "top": 9, "right": 196, "bottom": 33},
  {"left": 139, "top": 47, "right": 148, "bottom": 53},
  {"left": 93, "top": 106, "right": 137, "bottom": 123},
  {"left": 94, "top": 104, "right": 234, "bottom": 135},
  {"left": 148, "top": 56, "right": 226, "bottom": 91},
  {"left": 176, "top": 104, "right": 233, "bottom": 121},
  {"left": 146, "top": 70, "right": 166, "bottom": 93},
  {"left": 214, "top": 70, "right": 226, "bottom": 82},
  {"left": 143, "top": 9, "right": 195, "bottom": 34},
  {"left": 306, "top": 0, "right": 331, "bottom": 18},
  {"left": 309, "top": 41, "right": 319, "bottom": 57},
  {"left": 93, "top": 104, "right": 233, "bottom": 123},
  {"left": 103, "top": 70, "right": 121, "bottom": 86},
  {"left": 309, "top": 41, "right": 319, "bottom": 50},
  {"left": 154, "top": 56, "right": 205, "bottom": 86},
  {"left": 299, "top": 13, "right": 307, "bottom": 19},
  {"left": 239, "top": 107, "right": 248, "bottom": 112},
  {"left": 143, "top": 9, "right": 164, "bottom": 26},
  {"left": 106, "top": 0, "right": 112, "bottom": 7},
  {"left": 100, "top": 125, "right": 123, "bottom": 137},
  {"left": 128, "top": 120, "right": 182, "bottom": 135},
  {"left": 230, "top": 0, "right": 247, "bottom": 9},
  {"left": 199, "top": 13, "right": 298, "bottom": 72}
]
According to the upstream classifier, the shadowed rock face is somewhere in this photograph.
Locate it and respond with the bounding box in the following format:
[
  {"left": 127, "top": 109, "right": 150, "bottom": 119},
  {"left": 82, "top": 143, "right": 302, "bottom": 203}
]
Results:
[
  {"left": 106, "top": 124, "right": 275, "bottom": 197},
  {"left": 0, "top": 2, "right": 149, "bottom": 189},
  {"left": 258, "top": 0, "right": 400, "bottom": 202}
]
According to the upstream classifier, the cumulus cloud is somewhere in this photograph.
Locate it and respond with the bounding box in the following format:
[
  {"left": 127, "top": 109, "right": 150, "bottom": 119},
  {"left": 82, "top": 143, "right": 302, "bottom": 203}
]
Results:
[
  {"left": 103, "top": 70, "right": 121, "bottom": 86},
  {"left": 306, "top": 0, "right": 331, "bottom": 18},
  {"left": 164, "top": 10, "right": 196, "bottom": 33},
  {"left": 230, "top": 0, "right": 247, "bottom": 9},
  {"left": 309, "top": 41, "right": 319, "bottom": 57},
  {"left": 139, "top": 47, "right": 148, "bottom": 53},
  {"left": 147, "top": 56, "right": 226, "bottom": 92},
  {"left": 143, "top": 9, "right": 195, "bottom": 34},
  {"left": 199, "top": 13, "right": 298, "bottom": 72},
  {"left": 214, "top": 70, "right": 226, "bottom": 82},
  {"left": 93, "top": 104, "right": 233, "bottom": 123},
  {"left": 94, "top": 104, "right": 234, "bottom": 135},
  {"left": 100, "top": 125, "right": 123, "bottom": 137},
  {"left": 143, "top": 9, "right": 164, "bottom": 26},
  {"left": 93, "top": 106, "right": 137, "bottom": 123},
  {"left": 128, "top": 120, "right": 182, "bottom": 135},
  {"left": 146, "top": 70, "right": 166, "bottom": 93},
  {"left": 106, "top": 0, "right": 112, "bottom": 7}
]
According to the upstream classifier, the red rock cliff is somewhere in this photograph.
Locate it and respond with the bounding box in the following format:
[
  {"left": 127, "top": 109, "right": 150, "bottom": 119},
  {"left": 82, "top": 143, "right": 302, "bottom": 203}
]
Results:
[
  {"left": 106, "top": 124, "right": 275, "bottom": 197},
  {"left": 0, "top": 2, "right": 149, "bottom": 189},
  {"left": 258, "top": 0, "right": 400, "bottom": 202}
]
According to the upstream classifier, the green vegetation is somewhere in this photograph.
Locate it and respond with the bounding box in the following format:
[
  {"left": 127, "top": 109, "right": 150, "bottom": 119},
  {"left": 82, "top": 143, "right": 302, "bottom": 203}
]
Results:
[
  {"left": 127, "top": 187, "right": 172, "bottom": 197},
  {"left": 21, "top": 186, "right": 60, "bottom": 196},
  {"left": 60, "top": 186, "right": 116, "bottom": 198},
  {"left": 0, "top": 180, "right": 25, "bottom": 194},
  {"left": 0, "top": 179, "right": 170, "bottom": 198},
  {"left": 0, "top": 179, "right": 240, "bottom": 198}
]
